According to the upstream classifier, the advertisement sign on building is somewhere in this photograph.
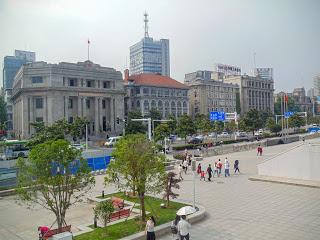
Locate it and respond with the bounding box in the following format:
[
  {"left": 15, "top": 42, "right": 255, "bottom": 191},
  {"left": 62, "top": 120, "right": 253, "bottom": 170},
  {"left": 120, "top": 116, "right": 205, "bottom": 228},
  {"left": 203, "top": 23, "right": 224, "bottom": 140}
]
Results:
[{"left": 214, "top": 63, "right": 241, "bottom": 76}]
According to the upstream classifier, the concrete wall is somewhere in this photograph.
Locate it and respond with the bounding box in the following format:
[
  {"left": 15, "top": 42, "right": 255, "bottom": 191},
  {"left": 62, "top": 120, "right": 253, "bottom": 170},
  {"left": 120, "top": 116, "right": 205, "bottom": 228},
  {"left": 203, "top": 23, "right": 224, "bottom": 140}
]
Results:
[{"left": 258, "top": 141, "right": 320, "bottom": 181}]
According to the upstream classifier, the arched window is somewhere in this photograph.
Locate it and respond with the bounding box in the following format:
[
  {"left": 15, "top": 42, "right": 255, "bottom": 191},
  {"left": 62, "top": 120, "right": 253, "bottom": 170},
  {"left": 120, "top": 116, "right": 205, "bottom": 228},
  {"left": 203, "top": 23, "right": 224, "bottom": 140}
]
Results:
[
  {"left": 144, "top": 100, "right": 149, "bottom": 113},
  {"left": 136, "top": 100, "right": 140, "bottom": 108},
  {"left": 182, "top": 101, "right": 188, "bottom": 114},
  {"left": 151, "top": 100, "right": 156, "bottom": 109},
  {"left": 171, "top": 101, "right": 176, "bottom": 117},
  {"left": 158, "top": 100, "right": 163, "bottom": 115},
  {"left": 165, "top": 101, "right": 170, "bottom": 118},
  {"left": 177, "top": 101, "right": 182, "bottom": 116}
]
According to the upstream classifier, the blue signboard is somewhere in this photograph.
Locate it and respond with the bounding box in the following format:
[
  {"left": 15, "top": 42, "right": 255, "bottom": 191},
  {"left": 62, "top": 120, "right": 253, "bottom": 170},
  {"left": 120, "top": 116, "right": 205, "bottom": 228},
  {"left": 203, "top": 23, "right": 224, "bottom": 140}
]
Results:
[
  {"left": 284, "top": 111, "right": 294, "bottom": 118},
  {"left": 210, "top": 111, "right": 225, "bottom": 121}
]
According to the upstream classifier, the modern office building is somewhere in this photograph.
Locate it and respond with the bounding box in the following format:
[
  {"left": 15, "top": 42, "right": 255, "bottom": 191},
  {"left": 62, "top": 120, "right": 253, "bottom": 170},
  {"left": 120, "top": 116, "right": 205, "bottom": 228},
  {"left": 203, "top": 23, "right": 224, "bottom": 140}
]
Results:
[
  {"left": 292, "top": 87, "right": 312, "bottom": 113},
  {"left": 2, "top": 50, "right": 35, "bottom": 130},
  {"left": 130, "top": 13, "right": 170, "bottom": 76},
  {"left": 12, "top": 60, "right": 124, "bottom": 139},
  {"left": 124, "top": 70, "right": 188, "bottom": 118},
  {"left": 253, "top": 68, "right": 273, "bottom": 81},
  {"left": 224, "top": 75, "right": 274, "bottom": 115},
  {"left": 184, "top": 70, "right": 239, "bottom": 117}
]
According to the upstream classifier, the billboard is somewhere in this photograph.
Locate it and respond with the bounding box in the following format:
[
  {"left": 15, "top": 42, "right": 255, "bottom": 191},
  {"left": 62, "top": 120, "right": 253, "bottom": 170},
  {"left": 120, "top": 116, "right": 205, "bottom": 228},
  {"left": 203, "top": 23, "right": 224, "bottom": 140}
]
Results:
[{"left": 214, "top": 63, "right": 241, "bottom": 76}]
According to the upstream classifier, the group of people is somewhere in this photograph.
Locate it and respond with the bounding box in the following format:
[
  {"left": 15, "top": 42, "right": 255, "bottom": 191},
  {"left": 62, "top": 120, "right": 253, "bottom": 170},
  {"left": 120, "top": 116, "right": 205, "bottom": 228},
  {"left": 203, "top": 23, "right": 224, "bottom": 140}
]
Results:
[
  {"left": 197, "top": 158, "right": 240, "bottom": 181},
  {"left": 146, "top": 214, "right": 191, "bottom": 240}
]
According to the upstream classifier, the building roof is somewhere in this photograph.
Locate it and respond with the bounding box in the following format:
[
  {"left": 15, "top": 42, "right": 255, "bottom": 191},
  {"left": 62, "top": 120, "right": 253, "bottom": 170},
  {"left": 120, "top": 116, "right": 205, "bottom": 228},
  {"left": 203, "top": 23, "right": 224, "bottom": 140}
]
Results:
[{"left": 125, "top": 73, "right": 189, "bottom": 89}]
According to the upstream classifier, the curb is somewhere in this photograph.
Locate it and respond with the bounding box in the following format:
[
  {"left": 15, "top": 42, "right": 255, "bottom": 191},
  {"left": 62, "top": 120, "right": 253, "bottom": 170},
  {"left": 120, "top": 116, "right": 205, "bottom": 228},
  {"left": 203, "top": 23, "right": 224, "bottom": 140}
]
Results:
[
  {"left": 249, "top": 175, "right": 320, "bottom": 188},
  {"left": 120, "top": 202, "right": 206, "bottom": 240}
]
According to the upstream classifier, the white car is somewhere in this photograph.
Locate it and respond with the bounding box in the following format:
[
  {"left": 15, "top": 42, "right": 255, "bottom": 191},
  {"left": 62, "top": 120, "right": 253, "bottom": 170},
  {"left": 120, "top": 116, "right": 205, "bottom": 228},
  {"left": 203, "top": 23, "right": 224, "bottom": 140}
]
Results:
[
  {"left": 218, "top": 132, "right": 229, "bottom": 137},
  {"left": 104, "top": 136, "right": 122, "bottom": 147},
  {"left": 71, "top": 144, "right": 85, "bottom": 150}
]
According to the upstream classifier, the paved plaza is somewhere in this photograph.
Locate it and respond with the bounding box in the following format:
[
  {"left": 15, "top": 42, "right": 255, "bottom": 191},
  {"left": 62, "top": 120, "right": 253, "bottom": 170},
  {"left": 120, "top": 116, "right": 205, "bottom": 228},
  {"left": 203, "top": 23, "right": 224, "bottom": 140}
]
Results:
[{"left": 0, "top": 139, "right": 320, "bottom": 240}]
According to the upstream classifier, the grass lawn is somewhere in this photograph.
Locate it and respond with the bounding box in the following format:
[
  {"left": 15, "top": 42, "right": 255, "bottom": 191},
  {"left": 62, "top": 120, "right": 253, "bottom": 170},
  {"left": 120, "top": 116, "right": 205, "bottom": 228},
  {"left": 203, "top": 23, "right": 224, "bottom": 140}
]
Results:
[{"left": 75, "top": 192, "right": 187, "bottom": 240}]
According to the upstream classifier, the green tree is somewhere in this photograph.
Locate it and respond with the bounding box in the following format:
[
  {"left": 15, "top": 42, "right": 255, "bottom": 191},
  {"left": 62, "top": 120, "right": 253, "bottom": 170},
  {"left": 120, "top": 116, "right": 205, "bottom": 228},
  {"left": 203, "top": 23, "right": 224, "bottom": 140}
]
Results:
[
  {"left": 238, "top": 119, "right": 248, "bottom": 132},
  {"left": 145, "top": 108, "right": 162, "bottom": 120},
  {"left": 212, "top": 121, "right": 224, "bottom": 134},
  {"left": 307, "top": 116, "right": 320, "bottom": 125},
  {"left": 167, "top": 114, "right": 177, "bottom": 134},
  {"left": 265, "top": 117, "right": 282, "bottom": 133},
  {"left": 195, "top": 114, "right": 212, "bottom": 134},
  {"left": 163, "top": 172, "right": 180, "bottom": 207},
  {"left": 16, "top": 139, "right": 95, "bottom": 229},
  {"left": 176, "top": 115, "right": 196, "bottom": 142},
  {"left": 68, "top": 117, "right": 88, "bottom": 142},
  {"left": 260, "top": 110, "right": 273, "bottom": 128},
  {"left": 0, "top": 94, "right": 7, "bottom": 128},
  {"left": 242, "top": 109, "right": 264, "bottom": 135},
  {"left": 94, "top": 200, "right": 114, "bottom": 228},
  {"left": 125, "top": 110, "right": 147, "bottom": 134},
  {"left": 154, "top": 123, "right": 170, "bottom": 143},
  {"left": 105, "top": 134, "right": 165, "bottom": 221},
  {"left": 225, "top": 120, "right": 237, "bottom": 133},
  {"left": 288, "top": 114, "right": 304, "bottom": 128},
  {"left": 274, "top": 96, "right": 300, "bottom": 115}
]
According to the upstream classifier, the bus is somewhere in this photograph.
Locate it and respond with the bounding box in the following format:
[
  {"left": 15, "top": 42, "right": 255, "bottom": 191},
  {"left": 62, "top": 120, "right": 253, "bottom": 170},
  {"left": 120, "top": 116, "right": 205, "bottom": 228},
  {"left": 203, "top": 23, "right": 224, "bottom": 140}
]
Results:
[{"left": 0, "top": 140, "right": 30, "bottom": 160}]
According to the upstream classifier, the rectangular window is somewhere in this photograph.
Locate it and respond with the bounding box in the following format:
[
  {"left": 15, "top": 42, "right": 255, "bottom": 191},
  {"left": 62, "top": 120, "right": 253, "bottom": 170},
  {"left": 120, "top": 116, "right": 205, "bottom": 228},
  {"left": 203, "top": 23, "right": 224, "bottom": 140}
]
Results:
[
  {"left": 103, "top": 81, "right": 111, "bottom": 88},
  {"left": 32, "top": 76, "right": 43, "bottom": 84},
  {"left": 86, "top": 99, "right": 90, "bottom": 109},
  {"left": 102, "top": 99, "right": 106, "bottom": 109},
  {"left": 86, "top": 80, "right": 94, "bottom": 87},
  {"left": 135, "top": 88, "right": 140, "bottom": 94},
  {"left": 69, "top": 117, "right": 73, "bottom": 123},
  {"left": 69, "top": 78, "right": 77, "bottom": 87},
  {"left": 68, "top": 99, "right": 73, "bottom": 109},
  {"left": 35, "top": 117, "right": 43, "bottom": 122},
  {"left": 35, "top": 98, "right": 43, "bottom": 109}
]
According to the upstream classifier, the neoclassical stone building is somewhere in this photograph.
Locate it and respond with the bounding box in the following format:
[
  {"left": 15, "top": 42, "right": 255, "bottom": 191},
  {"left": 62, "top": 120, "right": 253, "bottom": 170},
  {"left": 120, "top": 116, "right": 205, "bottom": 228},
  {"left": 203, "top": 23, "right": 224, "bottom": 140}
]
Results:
[
  {"left": 123, "top": 70, "right": 189, "bottom": 118},
  {"left": 12, "top": 61, "right": 124, "bottom": 139}
]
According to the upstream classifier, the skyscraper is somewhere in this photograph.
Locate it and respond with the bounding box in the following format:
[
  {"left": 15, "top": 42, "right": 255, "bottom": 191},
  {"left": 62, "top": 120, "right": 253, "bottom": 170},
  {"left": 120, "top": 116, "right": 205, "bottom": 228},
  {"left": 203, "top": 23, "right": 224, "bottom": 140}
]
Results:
[
  {"left": 130, "top": 13, "right": 170, "bottom": 76},
  {"left": 253, "top": 68, "right": 273, "bottom": 81},
  {"left": 2, "top": 50, "right": 35, "bottom": 130}
]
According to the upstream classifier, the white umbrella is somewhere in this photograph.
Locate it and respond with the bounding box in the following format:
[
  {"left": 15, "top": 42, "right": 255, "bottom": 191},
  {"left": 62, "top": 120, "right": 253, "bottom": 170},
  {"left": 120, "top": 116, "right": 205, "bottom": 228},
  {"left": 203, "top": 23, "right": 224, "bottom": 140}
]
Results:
[{"left": 176, "top": 206, "right": 197, "bottom": 216}]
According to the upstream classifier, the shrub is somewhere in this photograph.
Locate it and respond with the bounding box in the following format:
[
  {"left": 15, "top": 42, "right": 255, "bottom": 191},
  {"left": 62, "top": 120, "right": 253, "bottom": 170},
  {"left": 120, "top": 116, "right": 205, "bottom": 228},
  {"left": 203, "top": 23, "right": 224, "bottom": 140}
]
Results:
[{"left": 173, "top": 154, "right": 185, "bottom": 160}]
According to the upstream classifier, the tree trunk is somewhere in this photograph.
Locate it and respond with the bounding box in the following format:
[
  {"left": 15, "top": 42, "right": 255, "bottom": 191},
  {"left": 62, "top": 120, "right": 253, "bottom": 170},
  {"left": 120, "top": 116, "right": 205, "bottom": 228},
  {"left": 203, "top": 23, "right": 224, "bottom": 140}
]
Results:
[{"left": 139, "top": 192, "right": 146, "bottom": 221}]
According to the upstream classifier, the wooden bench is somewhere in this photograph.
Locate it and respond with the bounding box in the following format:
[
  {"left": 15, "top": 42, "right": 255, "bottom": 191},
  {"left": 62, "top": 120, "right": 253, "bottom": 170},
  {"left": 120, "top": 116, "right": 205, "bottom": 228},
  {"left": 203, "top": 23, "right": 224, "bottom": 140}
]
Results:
[
  {"left": 111, "top": 196, "right": 124, "bottom": 209},
  {"left": 41, "top": 225, "right": 71, "bottom": 239},
  {"left": 108, "top": 208, "right": 130, "bottom": 222}
]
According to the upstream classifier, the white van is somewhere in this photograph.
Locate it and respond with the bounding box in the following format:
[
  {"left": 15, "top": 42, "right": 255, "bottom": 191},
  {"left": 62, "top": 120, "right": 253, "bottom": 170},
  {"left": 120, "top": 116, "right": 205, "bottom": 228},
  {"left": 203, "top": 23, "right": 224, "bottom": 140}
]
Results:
[{"left": 104, "top": 136, "right": 122, "bottom": 148}]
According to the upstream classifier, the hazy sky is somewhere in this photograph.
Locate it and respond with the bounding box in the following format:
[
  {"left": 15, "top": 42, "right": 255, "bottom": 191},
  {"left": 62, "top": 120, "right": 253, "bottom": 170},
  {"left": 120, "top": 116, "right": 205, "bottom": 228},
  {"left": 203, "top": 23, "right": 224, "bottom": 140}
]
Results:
[{"left": 1, "top": 0, "right": 319, "bottom": 91}]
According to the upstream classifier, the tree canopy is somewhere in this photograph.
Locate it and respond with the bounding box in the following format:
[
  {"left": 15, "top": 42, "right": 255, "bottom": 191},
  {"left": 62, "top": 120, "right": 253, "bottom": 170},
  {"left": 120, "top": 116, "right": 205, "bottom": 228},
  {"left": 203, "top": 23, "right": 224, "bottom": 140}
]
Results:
[
  {"left": 105, "top": 134, "right": 165, "bottom": 221},
  {"left": 176, "top": 114, "right": 196, "bottom": 141},
  {"left": 154, "top": 123, "right": 170, "bottom": 142},
  {"left": 0, "top": 94, "right": 7, "bottom": 128},
  {"left": 194, "top": 114, "right": 212, "bottom": 134},
  {"left": 274, "top": 96, "right": 300, "bottom": 115},
  {"left": 16, "top": 139, "right": 95, "bottom": 229},
  {"left": 288, "top": 114, "right": 305, "bottom": 128},
  {"left": 125, "top": 110, "right": 147, "bottom": 135},
  {"left": 242, "top": 109, "right": 264, "bottom": 134}
]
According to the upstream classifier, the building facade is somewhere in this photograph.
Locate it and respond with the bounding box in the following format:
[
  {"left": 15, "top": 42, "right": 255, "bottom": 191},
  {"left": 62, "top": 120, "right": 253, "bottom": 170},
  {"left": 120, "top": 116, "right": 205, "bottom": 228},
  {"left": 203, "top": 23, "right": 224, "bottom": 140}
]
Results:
[
  {"left": 184, "top": 71, "right": 239, "bottom": 117},
  {"left": 314, "top": 74, "right": 320, "bottom": 97},
  {"left": 130, "top": 14, "right": 170, "bottom": 76},
  {"left": 224, "top": 75, "right": 274, "bottom": 115},
  {"left": 292, "top": 87, "right": 313, "bottom": 113},
  {"left": 2, "top": 50, "right": 35, "bottom": 130},
  {"left": 12, "top": 61, "right": 124, "bottom": 139},
  {"left": 254, "top": 68, "right": 273, "bottom": 81},
  {"left": 124, "top": 70, "right": 188, "bottom": 118}
]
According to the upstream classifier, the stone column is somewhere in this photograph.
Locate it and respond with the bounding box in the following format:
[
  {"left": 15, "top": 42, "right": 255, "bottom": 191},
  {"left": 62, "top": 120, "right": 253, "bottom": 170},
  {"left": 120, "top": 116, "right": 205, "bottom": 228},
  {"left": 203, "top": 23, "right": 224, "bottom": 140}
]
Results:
[
  {"left": 95, "top": 97, "right": 99, "bottom": 135},
  {"left": 110, "top": 98, "right": 115, "bottom": 132},
  {"left": 64, "top": 96, "right": 69, "bottom": 121},
  {"left": 99, "top": 98, "right": 104, "bottom": 132},
  {"left": 78, "top": 96, "right": 82, "bottom": 117},
  {"left": 83, "top": 97, "right": 87, "bottom": 119},
  {"left": 43, "top": 96, "right": 48, "bottom": 124}
]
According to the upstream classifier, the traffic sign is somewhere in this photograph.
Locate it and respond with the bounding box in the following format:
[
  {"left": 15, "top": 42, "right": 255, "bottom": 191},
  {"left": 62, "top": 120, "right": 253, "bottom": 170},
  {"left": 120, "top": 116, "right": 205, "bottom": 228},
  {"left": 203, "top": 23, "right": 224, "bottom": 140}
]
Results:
[
  {"left": 284, "top": 111, "right": 294, "bottom": 118},
  {"left": 210, "top": 111, "right": 225, "bottom": 121}
]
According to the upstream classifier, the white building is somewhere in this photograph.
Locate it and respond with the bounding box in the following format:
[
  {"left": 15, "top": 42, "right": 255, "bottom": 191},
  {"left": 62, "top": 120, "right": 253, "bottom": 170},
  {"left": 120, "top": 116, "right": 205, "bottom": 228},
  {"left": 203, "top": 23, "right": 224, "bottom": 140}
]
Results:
[
  {"left": 12, "top": 60, "right": 124, "bottom": 139},
  {"left": 254, "top": 68, "right": 273, "bottom": 81}
]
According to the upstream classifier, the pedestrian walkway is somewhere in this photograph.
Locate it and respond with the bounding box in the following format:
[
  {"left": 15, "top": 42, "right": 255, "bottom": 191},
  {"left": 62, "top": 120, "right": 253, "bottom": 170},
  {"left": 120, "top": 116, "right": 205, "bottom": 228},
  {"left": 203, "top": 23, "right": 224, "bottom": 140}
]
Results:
[{"left": 159, "top": 139, "right": 320, "bottom": 240}]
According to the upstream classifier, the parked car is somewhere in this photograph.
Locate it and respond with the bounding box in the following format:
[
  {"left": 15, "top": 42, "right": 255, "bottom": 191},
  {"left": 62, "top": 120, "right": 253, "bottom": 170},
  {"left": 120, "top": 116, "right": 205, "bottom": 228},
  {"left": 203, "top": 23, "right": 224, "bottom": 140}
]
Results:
[
  {"left": 187, "top": 137, "right": 202, "bottom": 144},
  {"left": 195, "top": 135, "right": 204, "bottom": 141},
  {"left": 218, "top": 132, "right": 229, "bottom": 138},
  {"left": 70, "top": 143, "right": 85, "bottom": 150},
  {"left": 235, "top": 132, "right": 249, "bottom": 141},
  {"left": 104, "top": 136, "right": 122, "bottom": 147}
]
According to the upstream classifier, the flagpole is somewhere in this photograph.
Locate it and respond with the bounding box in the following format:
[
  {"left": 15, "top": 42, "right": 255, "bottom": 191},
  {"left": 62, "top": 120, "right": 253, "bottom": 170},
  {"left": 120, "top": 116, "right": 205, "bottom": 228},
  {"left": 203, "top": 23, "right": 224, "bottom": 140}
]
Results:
[{"left": 87, "top": 39, "right": 90, "bottom": 61}]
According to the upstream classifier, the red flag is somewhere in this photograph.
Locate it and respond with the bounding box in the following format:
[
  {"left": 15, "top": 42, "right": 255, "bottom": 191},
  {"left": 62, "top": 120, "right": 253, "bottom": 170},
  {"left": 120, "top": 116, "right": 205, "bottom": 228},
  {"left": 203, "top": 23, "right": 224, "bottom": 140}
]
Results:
[{"left": 284, "top": 95, "right": 288, "bottom": 102}]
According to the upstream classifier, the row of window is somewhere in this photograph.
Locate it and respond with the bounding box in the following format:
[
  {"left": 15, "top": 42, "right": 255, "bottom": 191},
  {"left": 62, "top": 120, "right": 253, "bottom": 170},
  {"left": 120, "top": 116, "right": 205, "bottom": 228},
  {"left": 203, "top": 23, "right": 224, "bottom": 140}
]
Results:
[
  {"left": 134, "top": 87, "right": 188, "bottom": 97},
  {"left": 247, "top": 81, "right": 271, "bottom": 89},
  {"left": 31, "top": 76, "right": 113, "bottom": 89},
  {"left": 68, "top": 98, "right": 107, "bottom": 109}
]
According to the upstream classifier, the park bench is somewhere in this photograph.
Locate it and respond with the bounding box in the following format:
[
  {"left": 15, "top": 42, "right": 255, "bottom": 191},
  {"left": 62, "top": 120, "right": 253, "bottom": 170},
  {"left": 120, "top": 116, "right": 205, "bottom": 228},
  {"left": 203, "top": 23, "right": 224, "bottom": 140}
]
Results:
[
  {"left": 108, "top": 208, "right": 130, "bottom": 222},
  {"left": 41, "top": 225, "right": 71, "bottom": 239},
  {"left": 111, "top": 196, "right": 124, "bottom": 209}
]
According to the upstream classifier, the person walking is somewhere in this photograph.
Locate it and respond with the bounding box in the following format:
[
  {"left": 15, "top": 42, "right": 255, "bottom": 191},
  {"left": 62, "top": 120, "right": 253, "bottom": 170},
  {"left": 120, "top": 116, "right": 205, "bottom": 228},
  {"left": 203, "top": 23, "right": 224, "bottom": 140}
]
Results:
[
  {"left": 178, "top": 215, "right": 191, "bottom": 240},
  {"left": 217, "top": 159, "right": 223, "bottom": 177},
  {"left": 207, "top": 164, "right": 213, "bottom": 181},
  {"left": 145, "top": 216, "right": 156, "bottom": 240},
  {"left": 224, "top": 158, "right": 230, "bottom": 177},
  {"left": 234, "top": 159, "right": 240, "bottom": 173},
  {"left": 259, "top": 146, "right": 263, "bottom": 156},
  {"left": 197, "top": 163, "right": 201, "bottom": 175},
  {"left": 178, "top": 164, "right": 184, "bottom": 180},
  {"left": 171, "top": 215, "right": 180, "bottom": 240},
  {"left": 200, "top": 170, "right": 206, "bottom": 181},
  {"left": 213, "top": 161, "right": 218, "bottom": 177},
  {"left": 183, "top": 160, "right": 188, "bottom": 174}
]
